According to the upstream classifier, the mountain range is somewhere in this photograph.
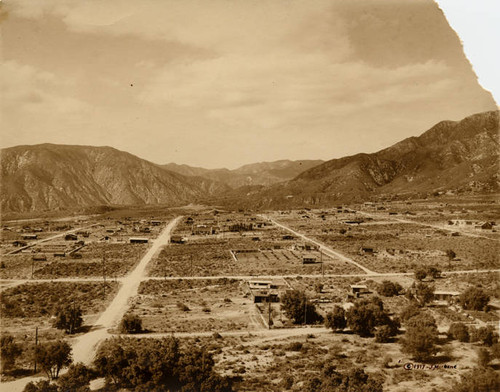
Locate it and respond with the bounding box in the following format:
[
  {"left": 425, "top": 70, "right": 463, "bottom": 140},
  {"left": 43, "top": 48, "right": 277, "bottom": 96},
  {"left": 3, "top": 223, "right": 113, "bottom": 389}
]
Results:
[
  {"left": 162, "top": 160, "right": 324, "bottom": 188},
  {"left": 1, "top": 110, "right": 498, "bottom": 214}
]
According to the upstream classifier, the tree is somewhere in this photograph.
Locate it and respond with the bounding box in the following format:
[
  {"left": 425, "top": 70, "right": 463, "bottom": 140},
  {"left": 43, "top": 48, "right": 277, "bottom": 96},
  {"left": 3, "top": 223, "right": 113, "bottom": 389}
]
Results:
[
  {"left": 446, "top": 249, "right": 456, "bottom": 260},
  {"left": 377, "top": 281, "right": 402, "bottom": 297},
  {"left": 448, "top": 322, "right": 469, "bottom": 342},
  {"left": 426, "top": 267, "right": 441, "bottom": 279},
  {"left": 93, "top": 337, "right": 232, "bottom": 391},
  {"left": 453, "top": 367, "right": 499, "bottom": 392},
  {"left": 34, "top": 341, "right": 72, "bottom": 380},
  {"left": 346, "top": 297, "right": 396, "bottom": 338},
  {"left": 119, "top": 314, "right": 143, "bottom": 334},
  {"left": 53, "top": 305, "right": 83, "bottom": 335},
  {"left": 375, "top": 325, "right": 393, "bottom": 343},
  {"left": 414, "top": 269, "right": 427, "bottom": 281},
  {"left": 470, "top": 326, "right": 499, "bottom": 346},
  {"left": 400, "top": 312, "right": 439, "bottom": 361},
  {"left": 23, "top": 380, "right": 58, "bottom": 392},
  {"left": 400, "top": 302, "right": 421, "bottom": 322},
  {"left": 1, "top": 334, "right": 22, "bottom": 373},
  {"left": 325, "top": 306, "right": 346, "bottom": 332},
  {"left": 415, "top": 283, "right": 434, "bottom": 306},
  {"left": 57, "top": 363, "right": 94, "bottom": 392},
  {"left": 477, "top": 348, "right": 491, "bottom": 368},
  {"left": 314, "top": 283, "right": 324, "bottom": 293},
  {"left": 460, "top": 287, "right": 490, "bottom": 311},
  {"left": 281, "top": 290, "right": 322, "bottom": 325}
]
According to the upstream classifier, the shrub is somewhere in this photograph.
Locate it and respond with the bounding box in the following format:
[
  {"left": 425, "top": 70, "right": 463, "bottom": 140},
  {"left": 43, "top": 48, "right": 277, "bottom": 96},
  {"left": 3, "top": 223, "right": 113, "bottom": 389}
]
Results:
[
  {"left": 23, "top": 380, "right": 58, "bottom": 392},
  {"left": 281, "top": 290, "right": 322, "bottom": 325},
  {"left": 460, "top": 287, "right": 490, "bottom": 311},
  {"left": 375, "top": 325, "right": 393, "bottom": 343},
  {"left": 470, "top": 326, "right": 499, "bottom": 346},
  {"left": 57, "top": 362, "right": 94, "bottom": 392},
  {"left": 377, "top": 281, "right": 403, "bottom": 297},
  {"left": 453, "top": 367, "right": 499, "bottom": 392},
  {"left": 414, "top": 269, "right": 427, "bottom": 281},
  {"left": 53, "top": 305, "right": 83, "bottom": 334},
  {"left": 477, "top": 348, "right": 491, "bottom": 368},
  {"left": 448, "top": 322, "right": 469, "bottom": 342},
  {"left": 400, "top": 312, "right": 439, "bottom": 361},
  {"left": 119, "top": 314, "right": 143, "bottom": 334},
  {"left": 325, "top": 305, "right": 346, "bottom": 332},
  {"left": 346, "top": 297, "right": 395, "bottom": 338},
  {"left": 415, "top": 283, "right": 434, "bottom": 306},
  {"left": 1, "top": 334, "right": 22, "bottom": 373}
]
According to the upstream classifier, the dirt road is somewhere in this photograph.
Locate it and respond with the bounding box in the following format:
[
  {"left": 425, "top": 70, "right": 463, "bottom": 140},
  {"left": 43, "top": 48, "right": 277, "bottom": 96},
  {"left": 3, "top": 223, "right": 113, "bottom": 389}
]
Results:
[
  {"left": 5, "top": 223, "right": 99, "bottom": 255},
  {"left": 1, "top": 217, "right": 181, "bottom": 392},
  {"left": 358, "top": 211, "right": 499, "bottom": 241},
  {"left": 260, "top": 214, "right": 377, "bottom": 275}
]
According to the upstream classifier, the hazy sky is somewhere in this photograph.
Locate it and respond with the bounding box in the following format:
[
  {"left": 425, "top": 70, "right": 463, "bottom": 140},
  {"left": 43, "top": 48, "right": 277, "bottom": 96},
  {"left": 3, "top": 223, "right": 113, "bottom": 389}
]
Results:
[{"left": 1, "top": 0, "right": 497, "bottom": 169}]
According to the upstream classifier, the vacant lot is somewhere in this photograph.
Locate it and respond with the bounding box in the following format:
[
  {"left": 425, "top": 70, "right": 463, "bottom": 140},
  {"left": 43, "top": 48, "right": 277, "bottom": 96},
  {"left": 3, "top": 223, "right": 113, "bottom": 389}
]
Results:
[{"left": 133, "top": 279, "right": 257, "bottom": 333}]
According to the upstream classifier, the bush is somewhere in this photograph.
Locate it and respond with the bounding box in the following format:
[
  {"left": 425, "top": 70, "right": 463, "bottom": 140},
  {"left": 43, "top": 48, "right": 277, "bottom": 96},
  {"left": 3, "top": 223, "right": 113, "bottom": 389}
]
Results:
[
  {"left": 453, "top": 367, "right": 499, "bottom": 392},
  {"left": 400, "top": 312, "right": 439, "bottom": 361},
  {"left": 470, "top": 326, "right": 499, "bottom": 346},
  {"left": 460, "top": 287, "right": 490, "bottom": 311},
  {"left": 1, "top": 334, "right": 22, "bottom": 373},
  {"left": 415, "top": 283, "right": 434, "bottom": 306},
  {"left": 325, "top": 305, "right": 346, "bottom": 332},
  {"left": 448, "top": 322, "right": 470, "bottom": 342},
  {"left": 377, "top": 281, "right": 403, "bottom": 297},
  {"left": 53, "top": 305, "right": 83, "bottom": 334},
  {"left": 477, "top": 348, "right": 491, "bottom": 367},
  {"left": 414, "top": 269, "right": 427, "bottom": 281},
  {"left": 93, "top": 337, "right": 232, "bottom": 391},
  {"left": 23, "top": 380, "right": 58, "bottom": 392},
  {"left": 375, "top": 325, "right": 393, "bottom": 343},
  {"left": 57, "top": 362, "right": 94, "bottom": 392},
  {"left": 281, "top": 290, "right": 322, "bottom": 325},
  {"left": 346, "top": 297, "right": 396, "bottom": 338},
  {"left": 119, "top": 314, "right": 143, "bottom": 334},
  {"left": 400, "top": 302, "right": 421, "bottom": 322}
]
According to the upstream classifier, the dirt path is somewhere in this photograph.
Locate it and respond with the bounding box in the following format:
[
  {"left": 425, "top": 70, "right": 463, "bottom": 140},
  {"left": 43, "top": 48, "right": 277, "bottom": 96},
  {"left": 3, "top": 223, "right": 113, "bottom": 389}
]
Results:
[
  {"left": 1, "top": 217, "right": 181, "bottom": 392},
  {"left": 5, "top": 223, "right": 100, "bottom": 255},
  {"left": 259, "top": 214, "right": 377, "bottom": 275}
]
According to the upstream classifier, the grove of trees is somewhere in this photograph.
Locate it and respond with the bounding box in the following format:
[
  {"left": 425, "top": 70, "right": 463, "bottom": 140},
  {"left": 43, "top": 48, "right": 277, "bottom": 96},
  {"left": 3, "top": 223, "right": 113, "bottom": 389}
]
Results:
[
  {"left": 344, "top": 297, "right": 399, "bottom": 338},
  {"left": 53, "top": 305, "right": 83, "bottom": 335},
  {"left": 460, "top": 287, "right": 490, "bottom": 311}
]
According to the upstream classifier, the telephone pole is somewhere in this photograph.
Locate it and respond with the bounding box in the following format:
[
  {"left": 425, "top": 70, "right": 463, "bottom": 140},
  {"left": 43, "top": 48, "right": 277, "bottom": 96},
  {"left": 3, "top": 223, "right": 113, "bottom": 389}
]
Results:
[{"left": 33, "top": 326, "right": 38, "bottom": 374}]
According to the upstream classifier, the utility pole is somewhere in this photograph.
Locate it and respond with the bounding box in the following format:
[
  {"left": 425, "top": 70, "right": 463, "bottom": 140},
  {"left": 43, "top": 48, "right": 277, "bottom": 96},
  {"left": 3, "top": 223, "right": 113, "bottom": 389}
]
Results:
[
  {"left": 31, "top": 258, "right": 34, "bottom": 279},
  {"left": 304, "top": 298, "right": 307, "bottom": 325},
  {"left": 321, "top": 249, "right": 324, "bottom": 277},
  {"left": 103, "top": 253, "right": 106, "bottom": 300},
  {"left": 34, "top": 326, "right": 38, "bottom": 374},
  {"left": 268, "top": 300, "right": 271, "bottom": 329}
]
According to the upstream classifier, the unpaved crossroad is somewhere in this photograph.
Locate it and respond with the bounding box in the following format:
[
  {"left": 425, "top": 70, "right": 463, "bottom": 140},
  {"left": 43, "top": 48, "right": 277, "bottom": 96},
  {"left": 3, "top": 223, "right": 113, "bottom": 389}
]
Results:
[
  {"left": 260, "top": 214, "right": 377, "bottom": 275},
  {"left": 1, "top": 217, "right": 181, "bottom": 392}
]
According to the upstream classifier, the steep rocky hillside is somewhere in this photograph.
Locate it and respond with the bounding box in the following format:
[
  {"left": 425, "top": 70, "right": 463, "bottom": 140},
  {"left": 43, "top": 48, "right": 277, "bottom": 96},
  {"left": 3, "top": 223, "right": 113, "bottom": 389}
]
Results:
[
  {"left": 240, "top": 111, "right": 499, "bottom": 207},
  {"left": 1, "top": 144, "right": 228, "bottom": 213}
]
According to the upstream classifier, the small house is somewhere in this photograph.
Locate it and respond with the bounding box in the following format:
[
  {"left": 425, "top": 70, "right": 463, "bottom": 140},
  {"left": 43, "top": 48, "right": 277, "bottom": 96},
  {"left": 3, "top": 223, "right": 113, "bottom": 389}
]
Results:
[
  {"left": 151, "top": 220, "right": 162, "bottom": 226},
  {"left": 65, "top": 234, "right": 78, "bottom": 241},
  {"left": 282, "top": 235, "right": 295, "bottom": 240},
  {"left": 350, "top": 284, "right": 369, "bottom": 298},
  {"left": 481, "top": 222, "right": 493, "bottom": 230},
  {"left": 22, "top": 234, "right": 38, "bottom": 240},
  {"left": 248, "top": 280, "right": 280, "bottom": 303},
  {"left": 433, "top": 291, "right": 460, "bottom": 304},
  {"left": 302, "top": 254, "right": 317, "bottom": 264},
  {"left": 359, "top": 247, "right": 375, "bottom": 255},
  {"left": 32, "top": 254, "right": 47, "bottom": 261}
]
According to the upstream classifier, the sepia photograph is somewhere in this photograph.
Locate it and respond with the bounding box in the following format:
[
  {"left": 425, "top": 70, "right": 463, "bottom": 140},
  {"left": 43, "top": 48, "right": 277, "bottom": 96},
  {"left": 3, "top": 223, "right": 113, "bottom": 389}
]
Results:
[{"left": 0, "top": 0, "right": 499, "bottom": 391}]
